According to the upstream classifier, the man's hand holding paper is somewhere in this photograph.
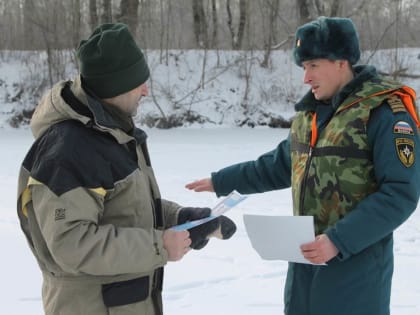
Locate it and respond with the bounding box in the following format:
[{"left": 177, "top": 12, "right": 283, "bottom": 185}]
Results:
[{"left": 300, "top": 234, "right": 339, "bottom": 265}]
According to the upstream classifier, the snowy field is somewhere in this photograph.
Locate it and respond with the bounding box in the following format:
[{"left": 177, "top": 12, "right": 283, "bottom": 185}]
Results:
[{"left": 1, "top": 127, "right": 419, "bottom": 314}]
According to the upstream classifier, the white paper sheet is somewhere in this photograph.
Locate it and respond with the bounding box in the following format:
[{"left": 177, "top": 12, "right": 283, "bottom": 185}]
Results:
[{"left": 243, "top": 214, "right": 320, "bottom": 265}]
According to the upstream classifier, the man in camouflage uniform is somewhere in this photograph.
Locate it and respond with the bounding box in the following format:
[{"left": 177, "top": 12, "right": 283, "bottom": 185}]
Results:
[{"left": 186, "top": 17, "right": 420, "bottom": 315}]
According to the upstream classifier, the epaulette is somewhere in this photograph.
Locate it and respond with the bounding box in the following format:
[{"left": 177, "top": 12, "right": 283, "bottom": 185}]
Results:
[{"left": 386, "top": 95, "right": 406, "bottom": 113}]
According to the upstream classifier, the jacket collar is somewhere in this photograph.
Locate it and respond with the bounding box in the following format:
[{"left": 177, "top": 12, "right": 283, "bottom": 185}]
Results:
[{"left": 67, "top": 76, "right": 147, "bottom": 144}]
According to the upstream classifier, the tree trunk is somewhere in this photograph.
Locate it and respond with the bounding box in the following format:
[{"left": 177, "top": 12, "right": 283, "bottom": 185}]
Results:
[
  {"left": 102, "top": 0, "right": 112, "bottom": 23},
  {"left": 71, "top": 0, "right": 81, "bottom": 47},
  {"left": 296, "top": 0, "right": 310, "bottom": 25},
  {"left": 261, "top": 0, "right": 280, "bottom": 68},
  {"left": 159, "top": 0, "right": 165, "bottom": 63},
  {"left": 236, "top": 0, "right": 248, "bottom": 49},
  {"left": 137, "top": 0, "right": 152, "bottom": 49},
  {"left": 330, "top": 0, "right": 341, "bottom": 16},
  {"left": 226, "top": 0, "right": 248, "bottom": 49},
  {"left": 119, "top": 0, "right": 139, "bottom": 36},
  {"left": 192, "top": 0, "right": 208, "bottom": 48},
  {"left": 226, "top": 0, "right": 235, "bottom": 48},
  {"left": 158, "top": 0, "right": 171, "bottom": 64},
  {"left": 23, "top": 0, "right": 36, "bottom": 48},
  {"left": 313, "top": 0, "right": 322, "bottom": 16},
  {"left": 89, "top": 0, "right": 98, "bottom": 30},
  {"left": 211, "top": 0, "right": 218, "bottom": 48}
]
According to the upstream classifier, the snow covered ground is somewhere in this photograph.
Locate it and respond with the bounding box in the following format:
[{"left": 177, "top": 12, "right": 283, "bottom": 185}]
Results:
[{"left": 1, "top": 127, "right": 419, "bottom": 314}]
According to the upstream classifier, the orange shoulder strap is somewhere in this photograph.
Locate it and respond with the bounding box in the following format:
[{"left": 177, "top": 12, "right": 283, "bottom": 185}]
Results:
[{"left": 390, "top": 86, "right": 420, "bottom": 130}]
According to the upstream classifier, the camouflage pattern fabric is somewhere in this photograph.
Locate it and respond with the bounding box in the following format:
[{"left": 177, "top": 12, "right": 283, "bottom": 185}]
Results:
[{"left": 290, "top": 78, "right": 409, "bottom": 234}]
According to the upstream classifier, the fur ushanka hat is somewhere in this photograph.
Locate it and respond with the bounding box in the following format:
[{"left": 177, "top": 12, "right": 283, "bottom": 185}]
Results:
[{"left": 293, "top": 16, "right": 361, "bottom": 66}]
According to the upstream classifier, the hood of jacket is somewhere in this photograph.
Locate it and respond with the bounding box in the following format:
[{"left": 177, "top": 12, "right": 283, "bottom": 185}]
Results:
[{"left": 30, "top": 76, "right": 145, "bottom": 144}]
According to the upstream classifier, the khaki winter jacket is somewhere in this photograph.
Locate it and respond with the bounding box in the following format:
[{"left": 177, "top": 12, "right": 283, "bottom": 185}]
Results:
[{"left": 17, "top": 76, "right": 180, "bottom": 314}]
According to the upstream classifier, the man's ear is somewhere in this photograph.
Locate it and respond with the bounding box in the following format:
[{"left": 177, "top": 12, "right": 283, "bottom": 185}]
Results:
[{"left": 337, "top": 59, "right": 351, "bottom": 69}]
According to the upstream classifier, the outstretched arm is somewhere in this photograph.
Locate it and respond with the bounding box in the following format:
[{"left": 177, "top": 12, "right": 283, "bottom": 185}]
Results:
[{"left": 187, "top": 137, "right": 292, "bottom": 197}]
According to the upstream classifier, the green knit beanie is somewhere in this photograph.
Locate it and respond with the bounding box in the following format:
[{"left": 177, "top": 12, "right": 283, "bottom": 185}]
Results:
[
  {"left": 77, "top": 23, "right": 150, "bottom": 98},
  {"left": 293, "top": 16, "right": 360, "bottom": 67}
]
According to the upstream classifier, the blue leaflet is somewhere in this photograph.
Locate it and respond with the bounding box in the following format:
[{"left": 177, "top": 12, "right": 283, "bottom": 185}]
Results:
[{"left": 171, "top": 190, "right": 247, "bottom": 231}]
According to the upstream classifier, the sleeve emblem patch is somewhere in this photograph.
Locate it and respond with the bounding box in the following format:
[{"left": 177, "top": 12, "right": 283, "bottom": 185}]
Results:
[
  {"left": 393, "top": 121, "right": 414, "bottom": 135},
  {"left": 395, "top": 138, "right": 415, "bottom": 167}
]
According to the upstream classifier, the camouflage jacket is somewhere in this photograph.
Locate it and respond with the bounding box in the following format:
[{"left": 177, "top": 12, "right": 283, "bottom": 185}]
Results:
[
  {"left": 211, "top": 65, "right": 420, "bottom": 259},
  {"left": 290, "top": 77, "right": 418, "bottom": 234}
]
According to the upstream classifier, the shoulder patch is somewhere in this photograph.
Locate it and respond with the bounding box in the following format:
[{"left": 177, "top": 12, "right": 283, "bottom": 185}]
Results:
[
  {"left": 394, "top": 121, "right": 414, "bottom": 135},
  {"left": 387, "top": 95, "right": 406, "bottom": 113},
  {"left": 395, "top": 138, "right": 415, "bottom": 167}
]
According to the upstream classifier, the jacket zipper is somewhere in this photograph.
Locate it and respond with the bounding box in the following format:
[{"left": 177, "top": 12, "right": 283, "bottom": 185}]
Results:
[
  {"left": 135, "top": 141, "right": 159, "bottom": 255},
  {"left": 299, "top": 145, "right": 314, "bottom": 216},
  {"left": 299, "top": 112, "right": 318, "bottom": 216}
]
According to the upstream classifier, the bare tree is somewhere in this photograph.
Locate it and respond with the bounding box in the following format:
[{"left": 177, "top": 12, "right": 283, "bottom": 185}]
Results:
[
  {"left": 260, "top": 0, "right": 281, "bottom": 68},
  {"left": 70, "top": 0, "right": 81, "bottom": 48},
  {"left": 192, "top": 0, "right": 208, "bottom": 48},
  {"left": 227, "top": 0, "right": 249, "bottom": 49},
  {"left": 296, "top": 0, "right": 310, "bottom": 25},
  {"left": 295, "top": 0, "right": 343, "bottom": 24},
  {"left": 211, "top": 0, "right": 218, "bottom": 48},
  {"left": 137, "top": 0, "right": 153, "bottom": 49},
  {"left": 158, "top": 0, "right": 171, "bottom": 64},
  {"left": 226, "top": 0, "right": 235, "bottom": 47},
  {"left": 102, "top": 0, "right": 113, "bottom": 23},
  {"left": 313, "top": 0, "right": 342, "bottom": 16},
  {"left": 89, "top": 0, "right": 99, "bottom": 30},
  {"left": 313, "top": 0, "right": 325, "bottom": 16},
  {"left": 237, "top": 0, "right": 248, "bottom": 49},
  {"left": 24, "top": 0, "right": 37, "bottom": 48},
  {"left": 329, "top": 0, "right": 341, "bottom": 16},
  {"left": 20, "top": 0, "right": 75, "bottom": 84},
  {"left": 159, "top": 0, "right": 166, "bottom": 64},
  {"left": 119, "top": 0, "right": 139, "bottom": 35},
  {"left": 346, "top": 0, "right": 370, "bottom": 18},
  {"left": 0, "top": 0, "right": 419, "bottom": 57}
]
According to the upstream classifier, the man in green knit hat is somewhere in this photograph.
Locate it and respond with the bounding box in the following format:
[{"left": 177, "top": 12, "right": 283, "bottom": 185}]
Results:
[
  {"left": 186, "top": 16, "right": 420, "bottom": 315},
  {"left": 17, "top": 23, "right": 236, "bottom": 315}
]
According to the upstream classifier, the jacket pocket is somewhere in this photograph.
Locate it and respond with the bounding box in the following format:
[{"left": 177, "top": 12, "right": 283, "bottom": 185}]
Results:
[{"left": 102, "top": 276, "right": 149, "bottom": 307}]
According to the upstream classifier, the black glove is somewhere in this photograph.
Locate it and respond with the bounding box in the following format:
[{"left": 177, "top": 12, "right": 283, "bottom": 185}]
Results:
[
  {"left": 178, "top": 207, "right": 212, "bottom": 224},
  {"left": 178, "top": 207, "right": 237, "bottom": 250}
]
